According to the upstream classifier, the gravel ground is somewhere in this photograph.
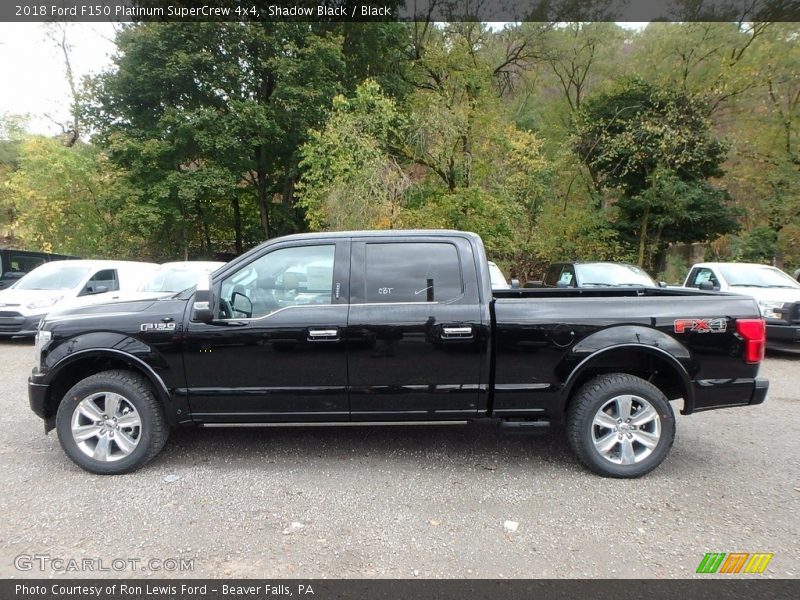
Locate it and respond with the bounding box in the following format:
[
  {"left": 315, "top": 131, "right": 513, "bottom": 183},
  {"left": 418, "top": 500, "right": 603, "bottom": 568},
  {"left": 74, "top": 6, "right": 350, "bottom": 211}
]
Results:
[{"left": 0, "top": 340, "right": 797, "bottom": 579}]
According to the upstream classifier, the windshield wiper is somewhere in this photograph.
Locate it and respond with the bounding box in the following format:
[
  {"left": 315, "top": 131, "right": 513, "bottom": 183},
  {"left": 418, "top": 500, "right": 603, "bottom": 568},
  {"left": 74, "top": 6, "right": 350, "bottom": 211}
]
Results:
[
  {"left": 730, "top": 283, "right": 767, "bottom": 288},
  {"left": 581, "top": 282, "right": 618, "bottom": 287}
]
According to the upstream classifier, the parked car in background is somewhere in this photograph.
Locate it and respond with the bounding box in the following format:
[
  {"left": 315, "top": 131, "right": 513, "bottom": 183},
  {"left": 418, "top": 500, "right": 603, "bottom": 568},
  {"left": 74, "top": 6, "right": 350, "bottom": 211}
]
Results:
[
  {"left": 683, "top": 262, "right": 800, "bottom": 352},
  {"left": 488, "top": 261, "right": 510, "bottom": 289},
  {"left": 543, "top": 262, "right": 660, "bottom": 288},
  {"left": 136, "top": 261, "right": 224, "bottom": 296},
  {"left": 0, "top": 260, "right": 157, "bottom": 337},
  {"left": 0, "top": 248, "right": 77, "bottom": 290}
]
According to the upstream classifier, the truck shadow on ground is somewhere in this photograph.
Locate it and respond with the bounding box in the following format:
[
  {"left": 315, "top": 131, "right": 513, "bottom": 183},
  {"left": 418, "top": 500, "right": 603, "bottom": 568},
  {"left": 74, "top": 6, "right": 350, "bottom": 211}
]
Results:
[{"left": 158, "top": 421, "right": 581, "bottom": 474}]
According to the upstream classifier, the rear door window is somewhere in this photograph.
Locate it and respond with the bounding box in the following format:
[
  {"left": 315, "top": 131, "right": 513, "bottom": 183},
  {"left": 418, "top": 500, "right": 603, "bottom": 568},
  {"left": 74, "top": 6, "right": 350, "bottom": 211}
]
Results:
[{"left": 363, "top": 242, "right": 463, "bottom": 303}]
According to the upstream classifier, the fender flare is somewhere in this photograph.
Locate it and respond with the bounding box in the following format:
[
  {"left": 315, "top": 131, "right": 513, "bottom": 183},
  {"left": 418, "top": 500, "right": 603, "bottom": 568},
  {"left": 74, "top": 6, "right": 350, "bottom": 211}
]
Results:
[
  {"left": 43, "top": 348, "right": 178, "bottom": 421},
  {"left": 561, "top": 343, "right": 695, "bottom": 415}
]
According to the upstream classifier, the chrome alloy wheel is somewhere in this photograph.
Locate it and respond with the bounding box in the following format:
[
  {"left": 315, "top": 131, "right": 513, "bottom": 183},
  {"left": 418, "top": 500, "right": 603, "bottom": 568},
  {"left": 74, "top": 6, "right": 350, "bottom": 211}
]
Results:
[
  {"left": 591, "top": 394, "right": 661, "bottom": 465},
  {"left": 70, "top": 392, "right": 142, "bottom": 462}
]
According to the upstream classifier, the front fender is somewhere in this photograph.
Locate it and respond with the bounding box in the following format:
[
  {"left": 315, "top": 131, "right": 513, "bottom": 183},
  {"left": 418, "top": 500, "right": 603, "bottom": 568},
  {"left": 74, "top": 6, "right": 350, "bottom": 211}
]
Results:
[{"left": 40, "top": 332, "right": 188, "bottom": 425}]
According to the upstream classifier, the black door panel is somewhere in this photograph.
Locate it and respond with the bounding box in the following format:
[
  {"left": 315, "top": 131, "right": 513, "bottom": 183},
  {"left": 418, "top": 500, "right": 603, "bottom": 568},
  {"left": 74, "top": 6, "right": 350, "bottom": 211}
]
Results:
[
  {"left": 347, "top": 237, "right": 488, "bottom": 420},
  {"left": 183, "top": 241, "right": 350, "bottom": 421}
]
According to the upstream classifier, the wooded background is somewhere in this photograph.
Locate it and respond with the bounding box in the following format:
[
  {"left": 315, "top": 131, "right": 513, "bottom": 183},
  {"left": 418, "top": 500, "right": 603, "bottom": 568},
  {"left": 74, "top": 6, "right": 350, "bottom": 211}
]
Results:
[{"left": 1, "top": 21, "right": 798, "bottom": 282}]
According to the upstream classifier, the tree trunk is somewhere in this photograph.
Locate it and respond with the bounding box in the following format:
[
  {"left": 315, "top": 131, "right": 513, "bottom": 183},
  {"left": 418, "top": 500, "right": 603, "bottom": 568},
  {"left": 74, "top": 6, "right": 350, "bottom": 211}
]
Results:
[
  {"left": 638, "top": 204, "right": 650, "bottom": 267},
  {"left": 194, "top": 197, "right": 212, "bottom": 256},
  {"left": 232, "top": 194, "right": 243, "bottom": 255},
  {"left": 255, "top": 144, "right": 270, "bottom": 239}
]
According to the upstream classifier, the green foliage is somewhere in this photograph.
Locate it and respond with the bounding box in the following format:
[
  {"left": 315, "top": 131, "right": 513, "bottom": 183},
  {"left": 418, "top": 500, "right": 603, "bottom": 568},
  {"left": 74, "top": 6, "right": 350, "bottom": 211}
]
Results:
[
  {"left": 8, "top": 137, "right": 150, "bottom": 257},
  {"left": 657, "top": 253, "right": 690, "bottom": 286},
  {"left": 731, "top": 226, "right": 779, "bottom": 263},
  {"left": 298, "top": 80, "right": 408, "bottom": 230},
  {"left": 575, "top": 79, "right": 738, "bottom": 268},
  {"left": 4, "top": 21, "right": 798, "bottom": 276}
]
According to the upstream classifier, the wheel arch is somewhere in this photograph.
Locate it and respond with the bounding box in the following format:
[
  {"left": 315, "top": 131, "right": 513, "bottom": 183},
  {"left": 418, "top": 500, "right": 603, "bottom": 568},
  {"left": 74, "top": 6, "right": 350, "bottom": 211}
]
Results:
[
  {"left": 41, "top": 349, "right": 178, "bottom": 431},
  {"left": 561, "top": 344, "right": 695, "bottom": 416}
]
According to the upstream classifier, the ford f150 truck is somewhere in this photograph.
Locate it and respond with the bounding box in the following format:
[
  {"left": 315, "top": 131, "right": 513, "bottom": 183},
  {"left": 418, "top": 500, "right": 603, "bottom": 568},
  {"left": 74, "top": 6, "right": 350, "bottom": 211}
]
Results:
[{"left": 28, "top": 231, "right": 769, "bottom": 478}]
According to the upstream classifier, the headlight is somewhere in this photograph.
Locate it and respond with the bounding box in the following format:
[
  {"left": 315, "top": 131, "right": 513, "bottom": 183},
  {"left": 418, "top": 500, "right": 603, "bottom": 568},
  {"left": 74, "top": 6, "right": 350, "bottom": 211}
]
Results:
[
  {"left": 26, "top": 296, "right": 62, "bottom": 310},
  {"left": 757, "top": 300, "right": 785, "bottom": 320},
  {"left": 34, "top": 329, "right": 52, "bottom": 370}
]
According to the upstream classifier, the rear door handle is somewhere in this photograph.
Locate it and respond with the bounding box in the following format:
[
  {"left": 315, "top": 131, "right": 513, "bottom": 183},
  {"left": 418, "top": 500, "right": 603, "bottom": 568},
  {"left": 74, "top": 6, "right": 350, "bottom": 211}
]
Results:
[
  {"left": 308, "top": 327, "right": 340, "bottom": 341},
  {"left": 441, "top": 326, "right": 473, "bottom": 339}
]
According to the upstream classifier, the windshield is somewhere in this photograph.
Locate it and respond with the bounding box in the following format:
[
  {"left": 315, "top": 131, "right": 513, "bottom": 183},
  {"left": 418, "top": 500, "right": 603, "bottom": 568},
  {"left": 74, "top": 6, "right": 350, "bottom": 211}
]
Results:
[
  {"left": 140, "top": 265, "right": 218, "bottom": 293},
  {"left": 488, "top": 262, "right": 510, "bottom": 289},
  {"left": 575, "top": 263, "right": 656, "bottom": 287},
  {"left": 13, "top": 264, "right": 90, "bottom": 290},
  {"left": 718, "top": 265, "right": 800, "bottom": 289}
]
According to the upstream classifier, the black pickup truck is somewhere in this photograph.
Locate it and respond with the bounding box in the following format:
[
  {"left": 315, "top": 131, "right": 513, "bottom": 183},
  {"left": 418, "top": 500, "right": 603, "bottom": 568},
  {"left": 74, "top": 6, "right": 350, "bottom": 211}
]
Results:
[{"left": 29, "top": 230, "right": 768, "bottom": 478}]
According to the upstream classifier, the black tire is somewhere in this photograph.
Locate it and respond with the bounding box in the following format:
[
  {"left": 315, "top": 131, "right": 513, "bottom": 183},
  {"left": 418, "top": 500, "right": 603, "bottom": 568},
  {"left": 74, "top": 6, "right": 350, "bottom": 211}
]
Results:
[
  {"left": 55, "top": 370, "right": 169, "bottom": 475},
  {"left": 567, "top": 373, "right": 675, "bottom": 478}
]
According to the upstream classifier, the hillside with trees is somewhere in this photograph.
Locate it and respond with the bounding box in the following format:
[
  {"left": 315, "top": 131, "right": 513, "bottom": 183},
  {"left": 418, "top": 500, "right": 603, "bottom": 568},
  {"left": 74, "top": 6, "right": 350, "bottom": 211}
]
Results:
[{"left": 1, "top": 21, "right": 798, "bottom": 281}]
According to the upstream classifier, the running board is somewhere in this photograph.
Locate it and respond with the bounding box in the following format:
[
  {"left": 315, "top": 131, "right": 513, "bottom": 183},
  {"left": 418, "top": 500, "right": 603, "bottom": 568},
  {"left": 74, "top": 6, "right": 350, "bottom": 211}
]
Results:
[
  {"left": 201, "top": 420, "right": 470, "bottom": 428},
  {"left": 499, "top": 420, "right": 552, "bottom": 434}
]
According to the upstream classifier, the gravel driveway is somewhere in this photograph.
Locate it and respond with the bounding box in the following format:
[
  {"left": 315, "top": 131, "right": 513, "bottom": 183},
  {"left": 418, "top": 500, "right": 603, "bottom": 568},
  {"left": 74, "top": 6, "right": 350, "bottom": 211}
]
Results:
[{"left": 0, "top": 340, "right": 797, "bottom": 579}]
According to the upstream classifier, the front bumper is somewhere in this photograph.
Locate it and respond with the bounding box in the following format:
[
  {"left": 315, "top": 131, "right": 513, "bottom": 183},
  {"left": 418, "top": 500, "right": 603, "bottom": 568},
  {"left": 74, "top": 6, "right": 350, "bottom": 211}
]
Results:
[
  {"left": 0, "top": 313, "right": 43, "bottom": 337},
  {"left": 28, "top": 378, "right": 49, "bottom": 420},
  {"left": 766, "top": 322, "right": 800, "bottom": 353}
]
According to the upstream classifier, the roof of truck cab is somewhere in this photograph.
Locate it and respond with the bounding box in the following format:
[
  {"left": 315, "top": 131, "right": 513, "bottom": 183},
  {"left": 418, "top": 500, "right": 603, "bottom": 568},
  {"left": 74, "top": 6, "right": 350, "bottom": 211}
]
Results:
[{"left": 265, "top": 230, "right": 480, "bottom": 241}]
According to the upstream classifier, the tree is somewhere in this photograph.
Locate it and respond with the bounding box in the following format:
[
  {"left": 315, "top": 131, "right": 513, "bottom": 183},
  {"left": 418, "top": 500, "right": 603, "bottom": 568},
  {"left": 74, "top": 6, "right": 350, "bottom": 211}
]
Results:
[
  {"left": 298, "top": 80, "right": 409, "bottom": 231},
  {"left": 86, "top": 22, "right": 346, "bottom": 258},
  {"left": 8, "top": 136, "right": 151, "bottom": 258},
  {"left": 0, "top": 115, "right": 28, "bottom": 242},
  {"left": 575, "top": 79, "right": 739, "bottom": 268}
]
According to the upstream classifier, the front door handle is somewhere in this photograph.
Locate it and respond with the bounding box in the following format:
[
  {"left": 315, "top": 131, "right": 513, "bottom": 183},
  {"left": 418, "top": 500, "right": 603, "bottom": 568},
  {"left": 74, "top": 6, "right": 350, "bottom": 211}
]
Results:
[
  {"left": 441, "top": 326, "right": 473, "bottom": 339},
  {"left": 308, "top": 327, "right": 340, "bottom": 341}
]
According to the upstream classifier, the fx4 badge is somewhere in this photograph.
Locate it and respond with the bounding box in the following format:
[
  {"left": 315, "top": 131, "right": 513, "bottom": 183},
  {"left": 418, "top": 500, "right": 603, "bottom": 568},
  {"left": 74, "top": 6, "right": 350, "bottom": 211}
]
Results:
[
  {"left": 140, "top": 322, "right": 176, "bottom": 332},
  {"left": 674, "top": 318, "right": 727, "bottom": 334}
]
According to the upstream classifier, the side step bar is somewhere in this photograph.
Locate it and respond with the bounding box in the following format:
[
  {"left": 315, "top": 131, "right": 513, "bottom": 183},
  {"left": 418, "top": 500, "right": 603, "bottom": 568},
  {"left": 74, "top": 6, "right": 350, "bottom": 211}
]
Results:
[{"left": 499, "top": 420, "right": 552, "bottom": 434}]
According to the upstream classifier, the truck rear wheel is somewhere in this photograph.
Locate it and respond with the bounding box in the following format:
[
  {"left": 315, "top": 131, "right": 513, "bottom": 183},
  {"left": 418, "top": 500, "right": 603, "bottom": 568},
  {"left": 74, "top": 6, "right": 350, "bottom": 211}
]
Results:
[
  {"left": 567, "top": 373, "right": 675, "bottom": 478},
  {"left": 55, "top": 370, "right": 169, "bottom": 475}
]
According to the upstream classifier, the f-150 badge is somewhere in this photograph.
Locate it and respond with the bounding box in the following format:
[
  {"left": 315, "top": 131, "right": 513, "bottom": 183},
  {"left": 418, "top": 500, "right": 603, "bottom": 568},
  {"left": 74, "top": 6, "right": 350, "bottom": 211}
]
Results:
[
  {"left": 140, "top": 322, "right": 177, "bottom": 332},
  {"left": 674, "top": 318, "right": 727, "bottom": 334}
]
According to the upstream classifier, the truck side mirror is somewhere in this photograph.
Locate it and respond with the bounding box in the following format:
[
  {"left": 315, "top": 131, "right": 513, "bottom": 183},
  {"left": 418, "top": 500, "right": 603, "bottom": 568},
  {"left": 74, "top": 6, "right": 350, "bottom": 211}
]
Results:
[
  {"left": 698, "top": 281, "right": 716, "bottom": 291},
  {"left": 658, "top": 281, "right": 668, "bottom": 288},
  {"left": 510, "top": 279, "right": 520, "bottom": 289},
  {"left": 192, "top": 274, "right": 216, "bottom": 322}
]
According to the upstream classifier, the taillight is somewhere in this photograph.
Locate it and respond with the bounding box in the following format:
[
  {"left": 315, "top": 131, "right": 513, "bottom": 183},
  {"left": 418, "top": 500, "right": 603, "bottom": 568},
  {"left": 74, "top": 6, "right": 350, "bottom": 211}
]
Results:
[{"left": 736, "top": 318, "right": 766, "bottom": 364}]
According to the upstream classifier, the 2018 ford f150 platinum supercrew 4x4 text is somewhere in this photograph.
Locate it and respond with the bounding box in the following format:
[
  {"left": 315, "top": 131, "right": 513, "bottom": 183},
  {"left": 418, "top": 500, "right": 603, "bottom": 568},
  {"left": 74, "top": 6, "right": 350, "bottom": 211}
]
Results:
[{"left": 28, "top": 231, "right": 769, "bottom": 478}]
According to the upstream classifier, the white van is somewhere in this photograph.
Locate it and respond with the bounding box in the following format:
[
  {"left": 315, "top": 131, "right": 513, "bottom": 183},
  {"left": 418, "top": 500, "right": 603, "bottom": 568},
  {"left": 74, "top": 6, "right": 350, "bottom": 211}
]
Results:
[{"left": 0, "top": 260, "right": 157, "bottom": 337}]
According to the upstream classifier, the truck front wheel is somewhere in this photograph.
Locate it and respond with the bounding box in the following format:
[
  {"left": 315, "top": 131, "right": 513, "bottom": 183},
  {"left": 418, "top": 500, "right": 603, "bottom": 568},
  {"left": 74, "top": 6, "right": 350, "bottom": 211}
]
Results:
[
  {"left": 55, "top": 370, "right": 169, "bottom": 475},
  {"left": 567, "top": 373, "right": 675, "bottom": 478}
]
